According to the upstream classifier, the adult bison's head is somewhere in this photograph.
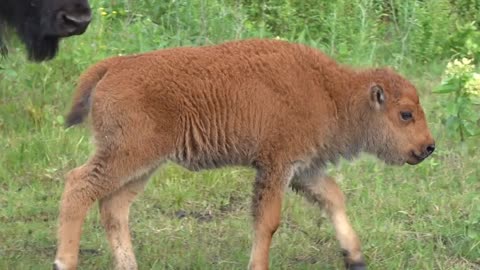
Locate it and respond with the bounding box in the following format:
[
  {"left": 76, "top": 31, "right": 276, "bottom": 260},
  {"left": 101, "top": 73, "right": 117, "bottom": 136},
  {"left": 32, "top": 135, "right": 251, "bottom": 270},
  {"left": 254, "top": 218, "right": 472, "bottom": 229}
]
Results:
[
  {"left": 0, "top": 0, "right": 91, "bottom": 61},
  {"left": 363, "top": 68, "right": 435, "bottom": 166}
]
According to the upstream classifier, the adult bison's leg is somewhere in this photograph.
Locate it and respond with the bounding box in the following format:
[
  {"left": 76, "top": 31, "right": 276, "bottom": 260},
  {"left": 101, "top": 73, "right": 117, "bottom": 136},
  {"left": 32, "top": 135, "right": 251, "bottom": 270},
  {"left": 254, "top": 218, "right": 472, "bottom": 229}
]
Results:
[
  {"left": 291, "top": 174, "right": 366, "bottom": 270},
  {"left": 0, "top": 22, "right": 7, "bottom": 56},
  {"left": 99, "top": 175, "right": 151, "bottom": 270},
  {"left": 0, "top": 38, "right": 7, "bottom": 56},
  {"left": 248, "top": 166, "right": 289, "bottom": 270}
]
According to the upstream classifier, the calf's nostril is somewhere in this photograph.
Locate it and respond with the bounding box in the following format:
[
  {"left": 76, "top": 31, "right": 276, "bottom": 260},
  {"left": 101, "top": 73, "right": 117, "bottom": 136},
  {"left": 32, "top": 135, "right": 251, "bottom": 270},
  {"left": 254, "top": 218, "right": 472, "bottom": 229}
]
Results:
[{"left": 426, "top": 144, "right": 435, "bottom": 154}]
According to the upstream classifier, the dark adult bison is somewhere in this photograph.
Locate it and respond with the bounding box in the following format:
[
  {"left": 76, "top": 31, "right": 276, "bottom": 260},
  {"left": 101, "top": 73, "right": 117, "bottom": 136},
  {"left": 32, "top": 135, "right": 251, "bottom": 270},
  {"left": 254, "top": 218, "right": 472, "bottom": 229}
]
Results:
[{"left": 0, "top": 0, "right": 91, "bottom": 61}]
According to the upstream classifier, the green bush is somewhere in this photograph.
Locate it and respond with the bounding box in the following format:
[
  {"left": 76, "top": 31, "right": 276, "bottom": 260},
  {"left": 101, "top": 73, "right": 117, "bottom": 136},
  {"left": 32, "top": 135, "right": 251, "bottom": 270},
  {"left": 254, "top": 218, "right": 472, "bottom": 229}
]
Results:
[{"left": 434, "top": 57, "right": 480, "bottom": 141}]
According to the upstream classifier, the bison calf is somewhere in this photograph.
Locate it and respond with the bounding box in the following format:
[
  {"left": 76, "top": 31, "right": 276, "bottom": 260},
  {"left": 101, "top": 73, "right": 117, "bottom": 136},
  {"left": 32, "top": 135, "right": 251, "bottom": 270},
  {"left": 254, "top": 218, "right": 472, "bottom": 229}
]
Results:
[{"left": 54, "top": 39, "right": 435, "bottom": 270}]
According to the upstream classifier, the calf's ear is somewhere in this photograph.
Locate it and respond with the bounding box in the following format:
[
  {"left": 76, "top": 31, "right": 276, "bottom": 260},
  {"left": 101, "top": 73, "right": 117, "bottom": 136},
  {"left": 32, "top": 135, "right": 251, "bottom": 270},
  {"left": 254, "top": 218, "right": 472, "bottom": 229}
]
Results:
[{"left": 369, "top": 84, "right": 385, "bottom": 111}]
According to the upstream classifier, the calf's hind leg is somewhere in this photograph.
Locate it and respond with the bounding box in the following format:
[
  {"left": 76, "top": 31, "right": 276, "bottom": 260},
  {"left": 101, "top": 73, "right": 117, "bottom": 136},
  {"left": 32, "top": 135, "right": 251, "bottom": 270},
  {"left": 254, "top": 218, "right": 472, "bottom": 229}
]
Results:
[
  {"left": 291, "top": 174, "right": 366, "bottom": 270},
  {"left": 54, "top": 146, "right": 163, "bottom": 270},
  {"left": 53, "top": 162, "right": 110, "bottom": 270},
  {"left": 99, "top": 175, "right": 151, "bottom": 270}
]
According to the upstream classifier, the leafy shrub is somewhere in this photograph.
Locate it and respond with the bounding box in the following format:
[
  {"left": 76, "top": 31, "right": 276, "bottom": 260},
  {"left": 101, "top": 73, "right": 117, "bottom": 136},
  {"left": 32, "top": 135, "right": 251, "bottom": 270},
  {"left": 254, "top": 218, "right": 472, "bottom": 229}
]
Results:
[
  {"left": 445, "top": 21, "right": 480, "bottom": 62},
  {"left": 434, "top": 57, "right": 480, "bottom": 141}
]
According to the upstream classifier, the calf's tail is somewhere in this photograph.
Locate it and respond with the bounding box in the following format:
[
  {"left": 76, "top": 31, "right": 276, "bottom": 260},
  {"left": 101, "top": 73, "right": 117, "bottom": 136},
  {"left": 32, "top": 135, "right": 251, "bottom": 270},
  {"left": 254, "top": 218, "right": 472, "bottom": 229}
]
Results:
[{"left": 65, "top": 59, "right": 114, "bottom": 127}]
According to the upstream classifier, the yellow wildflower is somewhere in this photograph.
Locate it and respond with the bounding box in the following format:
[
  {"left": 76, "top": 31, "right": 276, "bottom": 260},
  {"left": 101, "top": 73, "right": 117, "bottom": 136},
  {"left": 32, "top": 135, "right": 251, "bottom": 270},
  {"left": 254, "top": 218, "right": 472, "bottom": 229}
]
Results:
[
  {"left": 445, "top": 57, "right": 474, "bottom": 77},
  {"left": 101, "top": 11, "right": 107, "bottom": 16},
  {"left": 465, "top": 73, "right": 480, "bottom": 97}
]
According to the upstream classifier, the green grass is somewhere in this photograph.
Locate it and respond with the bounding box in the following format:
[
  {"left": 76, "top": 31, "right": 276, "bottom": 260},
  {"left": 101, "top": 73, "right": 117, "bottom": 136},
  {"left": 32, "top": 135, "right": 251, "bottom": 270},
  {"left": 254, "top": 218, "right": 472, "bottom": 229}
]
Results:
[{"left": 0, "top": 1, "right": 479, "bottom": 269}]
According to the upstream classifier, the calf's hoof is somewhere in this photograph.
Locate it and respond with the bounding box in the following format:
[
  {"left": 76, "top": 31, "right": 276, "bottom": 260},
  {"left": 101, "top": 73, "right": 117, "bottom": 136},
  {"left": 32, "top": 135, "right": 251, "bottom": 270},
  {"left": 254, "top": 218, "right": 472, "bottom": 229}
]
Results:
[
  {"left": 341, "top": 249, "right": 366, "bottom": 270},
  {"left": 53, "top": 259, "right": 76, "bottom": 270},
  {"left": 346, "top": 261, "right": 367, "bottom": 270}
]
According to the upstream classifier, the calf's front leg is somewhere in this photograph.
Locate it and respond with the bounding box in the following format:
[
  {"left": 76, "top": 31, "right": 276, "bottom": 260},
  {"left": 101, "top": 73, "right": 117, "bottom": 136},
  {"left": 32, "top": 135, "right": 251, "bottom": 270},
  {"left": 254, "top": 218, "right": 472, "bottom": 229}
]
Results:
[
  {"left": 291, "top": 174, "right": 366, "bottom": 270},
  {"left": 248, "top": 167, "right": 289, "bottom": 270}
]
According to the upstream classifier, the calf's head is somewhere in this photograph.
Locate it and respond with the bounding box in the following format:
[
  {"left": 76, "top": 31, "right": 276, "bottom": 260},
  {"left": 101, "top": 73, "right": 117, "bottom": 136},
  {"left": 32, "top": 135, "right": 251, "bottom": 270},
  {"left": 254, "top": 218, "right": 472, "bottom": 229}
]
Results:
[
  {"left": 364, "top": 68, "right": 435, "bottom": 165},
  {"left": 1, "top": 0, "right": 91, "bottom": 61}
]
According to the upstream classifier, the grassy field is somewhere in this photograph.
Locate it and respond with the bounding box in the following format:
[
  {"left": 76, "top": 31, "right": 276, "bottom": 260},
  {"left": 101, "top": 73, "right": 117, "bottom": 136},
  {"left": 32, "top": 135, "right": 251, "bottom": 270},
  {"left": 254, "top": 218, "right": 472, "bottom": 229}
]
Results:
[{"left": 1, "top": 1, "right": 479, "bottom": 269}]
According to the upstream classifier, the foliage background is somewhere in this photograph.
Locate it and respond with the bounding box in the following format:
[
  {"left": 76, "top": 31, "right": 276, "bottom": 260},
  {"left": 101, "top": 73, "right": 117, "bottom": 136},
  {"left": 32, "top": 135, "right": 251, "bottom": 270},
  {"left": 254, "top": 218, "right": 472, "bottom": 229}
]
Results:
[{"left": 0, "top": 0, "right": 479, "bottom": 269}]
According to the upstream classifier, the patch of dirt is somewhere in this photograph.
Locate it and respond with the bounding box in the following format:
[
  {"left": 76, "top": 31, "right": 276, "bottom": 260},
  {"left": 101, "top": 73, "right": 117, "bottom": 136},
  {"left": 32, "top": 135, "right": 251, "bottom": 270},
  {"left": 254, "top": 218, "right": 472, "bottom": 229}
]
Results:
[
  {"left": 79, "top": 248, "right": 102, "bottom": 256},
  {"left": 291, "top": 255, "right": 320, "bottom": 264},
  {"left": 170, "top": 194, "right": 248, "bottom": 222},
  {"left": 174, "top": 210, "right": 214, "bottom": 222},
  {"left": 219, "top": 194, "right": 247, "bottom": 214}
]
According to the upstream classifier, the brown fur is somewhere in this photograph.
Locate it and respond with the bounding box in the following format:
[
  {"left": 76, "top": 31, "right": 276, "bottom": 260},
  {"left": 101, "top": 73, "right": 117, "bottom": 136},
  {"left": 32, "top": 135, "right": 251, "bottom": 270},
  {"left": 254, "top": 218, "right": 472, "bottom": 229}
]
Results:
[{"left": 54, "top": 39, "right": 435, "bottom": 270}]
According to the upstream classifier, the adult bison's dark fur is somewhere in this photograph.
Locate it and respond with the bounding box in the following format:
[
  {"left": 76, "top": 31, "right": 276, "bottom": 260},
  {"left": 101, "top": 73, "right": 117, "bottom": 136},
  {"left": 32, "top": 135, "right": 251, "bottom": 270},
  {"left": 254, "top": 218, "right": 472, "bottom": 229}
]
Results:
[{"left": 0, "top": 0, "right": 91, "bottom": 61}]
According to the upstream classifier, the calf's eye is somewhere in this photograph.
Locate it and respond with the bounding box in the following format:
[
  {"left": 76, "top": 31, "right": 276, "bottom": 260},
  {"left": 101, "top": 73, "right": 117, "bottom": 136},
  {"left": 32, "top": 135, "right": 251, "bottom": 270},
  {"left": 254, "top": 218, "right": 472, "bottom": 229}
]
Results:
[{"left": 400, "top": 111, "right": 413, "bottom": 121}]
